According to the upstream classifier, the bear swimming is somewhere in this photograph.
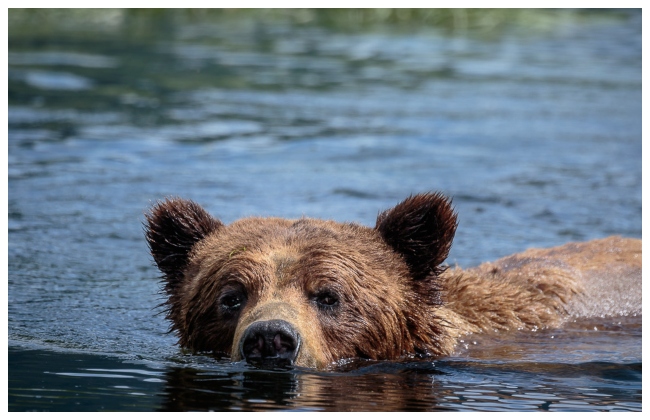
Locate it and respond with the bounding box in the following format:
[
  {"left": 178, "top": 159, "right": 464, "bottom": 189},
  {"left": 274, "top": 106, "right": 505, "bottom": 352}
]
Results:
[{"left": 145, "top": 192, "right": 641, "bottom": 369}]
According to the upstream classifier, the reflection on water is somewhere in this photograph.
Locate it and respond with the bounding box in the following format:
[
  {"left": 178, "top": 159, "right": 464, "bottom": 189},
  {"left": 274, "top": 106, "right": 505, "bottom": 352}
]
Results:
[
  {"left": 9, "top": 339, "right": 641, "bottom": 411},
  {"left": 8, "top": 9, "right": 641, "bottom": 411},
  {"left": 8, "top": 348, "right": 165, "bottom": 411},
  {"left": 8, "top": 315, "right": 642, "bottom": 411}
]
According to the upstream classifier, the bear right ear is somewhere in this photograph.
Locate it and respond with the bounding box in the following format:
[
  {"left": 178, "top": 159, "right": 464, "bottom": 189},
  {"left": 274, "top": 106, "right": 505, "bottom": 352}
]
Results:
[
  {"left": 145, "top": 198, "right": 223, "bottom": 290},
  {"left": 375, "top": 192, "right": 458, "bottom": 281}
]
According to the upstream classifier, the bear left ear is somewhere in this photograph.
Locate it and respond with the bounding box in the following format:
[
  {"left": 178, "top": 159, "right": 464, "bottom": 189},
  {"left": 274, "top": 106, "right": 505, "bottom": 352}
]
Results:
[
  {"left": 375, "top": 192, "right": 458, "bottom": 281},
  {"left": 145, "top": 198, "right": 223, "bottom": 291}
]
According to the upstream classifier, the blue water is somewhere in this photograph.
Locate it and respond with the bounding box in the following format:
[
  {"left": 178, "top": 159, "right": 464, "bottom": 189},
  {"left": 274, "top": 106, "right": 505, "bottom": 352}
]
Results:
[{"left": 8, "top": 10, "right": 641, "bottom": 411}]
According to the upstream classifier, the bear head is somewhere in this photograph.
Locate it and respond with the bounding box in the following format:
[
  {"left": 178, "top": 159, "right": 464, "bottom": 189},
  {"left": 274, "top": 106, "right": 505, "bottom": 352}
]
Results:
[{"left": 145, "top": 193, "right": 457, "bottom": 369}]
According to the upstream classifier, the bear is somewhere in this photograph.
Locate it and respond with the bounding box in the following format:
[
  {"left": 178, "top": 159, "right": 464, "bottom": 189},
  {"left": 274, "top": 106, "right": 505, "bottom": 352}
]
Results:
[{"left": 144, "top": 192, "right": 641, "bottom": 369}]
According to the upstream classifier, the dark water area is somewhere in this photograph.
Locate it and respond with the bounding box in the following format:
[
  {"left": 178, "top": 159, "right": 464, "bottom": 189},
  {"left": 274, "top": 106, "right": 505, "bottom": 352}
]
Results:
[{"left": 8, "top": 10, "right": 642, "bottom": 411}]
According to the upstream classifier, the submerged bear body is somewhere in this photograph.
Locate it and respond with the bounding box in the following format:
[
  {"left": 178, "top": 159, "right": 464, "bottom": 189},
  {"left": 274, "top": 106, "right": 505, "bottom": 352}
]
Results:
[{"left": 145, "top": 193, "right": 641, "bottom": 369}]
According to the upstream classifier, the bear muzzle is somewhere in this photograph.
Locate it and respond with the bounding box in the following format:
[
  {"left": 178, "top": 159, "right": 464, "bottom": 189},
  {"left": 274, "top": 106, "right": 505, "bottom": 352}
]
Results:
[{"left": 239, "top": 319, "right": 301, "bottom": 367}]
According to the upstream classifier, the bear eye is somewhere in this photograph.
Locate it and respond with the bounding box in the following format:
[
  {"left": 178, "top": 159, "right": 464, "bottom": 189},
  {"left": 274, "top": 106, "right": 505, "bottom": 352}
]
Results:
[
  {"left": 312, "top": 290, "right": 340, "bottom": 310},
  {"left": 220, "top": 291, "right": 246, "bottom": 311}
]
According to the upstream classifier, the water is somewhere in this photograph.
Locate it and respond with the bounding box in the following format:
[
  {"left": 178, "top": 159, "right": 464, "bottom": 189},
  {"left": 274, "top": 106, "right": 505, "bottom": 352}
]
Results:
[{"left": 8, "top": 10, "right": 642, "bottom": 411}]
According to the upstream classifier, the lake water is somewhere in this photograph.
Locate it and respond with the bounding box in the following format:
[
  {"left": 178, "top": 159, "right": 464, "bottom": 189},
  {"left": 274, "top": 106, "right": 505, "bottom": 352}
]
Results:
[{"left": 8, "top": 10, "right": 642, "bottom": 411}]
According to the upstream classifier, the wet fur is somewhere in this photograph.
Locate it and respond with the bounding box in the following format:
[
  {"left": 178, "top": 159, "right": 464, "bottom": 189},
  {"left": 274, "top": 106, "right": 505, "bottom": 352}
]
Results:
[{"left": 145, "top": 193, "right": 641, "bottom": 369}]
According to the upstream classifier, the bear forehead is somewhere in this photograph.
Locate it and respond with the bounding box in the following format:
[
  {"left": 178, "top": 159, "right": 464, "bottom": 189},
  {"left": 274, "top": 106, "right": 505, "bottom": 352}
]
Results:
[
  {"left": 201, "top": 217, "right": 383, "bottom": 254},
  {"left": 189, "top": 217, "right": 405, "bottom": 285}
]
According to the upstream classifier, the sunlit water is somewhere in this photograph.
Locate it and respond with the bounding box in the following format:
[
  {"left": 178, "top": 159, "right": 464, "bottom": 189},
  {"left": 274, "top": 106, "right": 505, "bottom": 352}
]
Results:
[{"left": 8, "top": 11, "right": 641, "bottom": 411}]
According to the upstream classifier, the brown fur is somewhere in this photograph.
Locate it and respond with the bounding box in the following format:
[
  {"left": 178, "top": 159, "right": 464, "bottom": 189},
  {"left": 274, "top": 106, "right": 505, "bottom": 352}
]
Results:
[{"left": 145, "top": 193, "right": 641, "bottom": 369}]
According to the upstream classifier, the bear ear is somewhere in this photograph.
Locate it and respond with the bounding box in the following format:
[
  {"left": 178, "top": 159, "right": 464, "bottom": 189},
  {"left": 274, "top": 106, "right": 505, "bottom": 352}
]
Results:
[
  {"left": 145, "top": 198, "right": 223, "bottom": 290},
  {"left": 375, "top": 192, "right": 458, "bottom": 281}
]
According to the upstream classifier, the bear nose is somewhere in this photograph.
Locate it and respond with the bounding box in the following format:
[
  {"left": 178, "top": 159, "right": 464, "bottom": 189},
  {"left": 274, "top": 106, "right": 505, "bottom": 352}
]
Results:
[{"left": 240, "top": 320, "right": 301, "bottom": 366}]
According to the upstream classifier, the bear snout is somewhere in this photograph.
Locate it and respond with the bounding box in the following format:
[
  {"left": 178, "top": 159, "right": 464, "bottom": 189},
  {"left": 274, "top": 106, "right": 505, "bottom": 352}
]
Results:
[{"left": 239, "top": 319, "right": 301, "bottom": 366}]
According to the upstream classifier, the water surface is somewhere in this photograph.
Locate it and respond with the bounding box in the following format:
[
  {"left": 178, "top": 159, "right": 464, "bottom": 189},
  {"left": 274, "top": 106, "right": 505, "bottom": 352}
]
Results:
[{"left": 8, "top": 10, "right": 641, "bottom": 411}]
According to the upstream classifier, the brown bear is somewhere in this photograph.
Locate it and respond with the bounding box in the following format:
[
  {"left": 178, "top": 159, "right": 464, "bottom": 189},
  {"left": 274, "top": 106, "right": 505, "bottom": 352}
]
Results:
[{"left": 145, "top": 192, "right": 641, "bottom": 369}]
